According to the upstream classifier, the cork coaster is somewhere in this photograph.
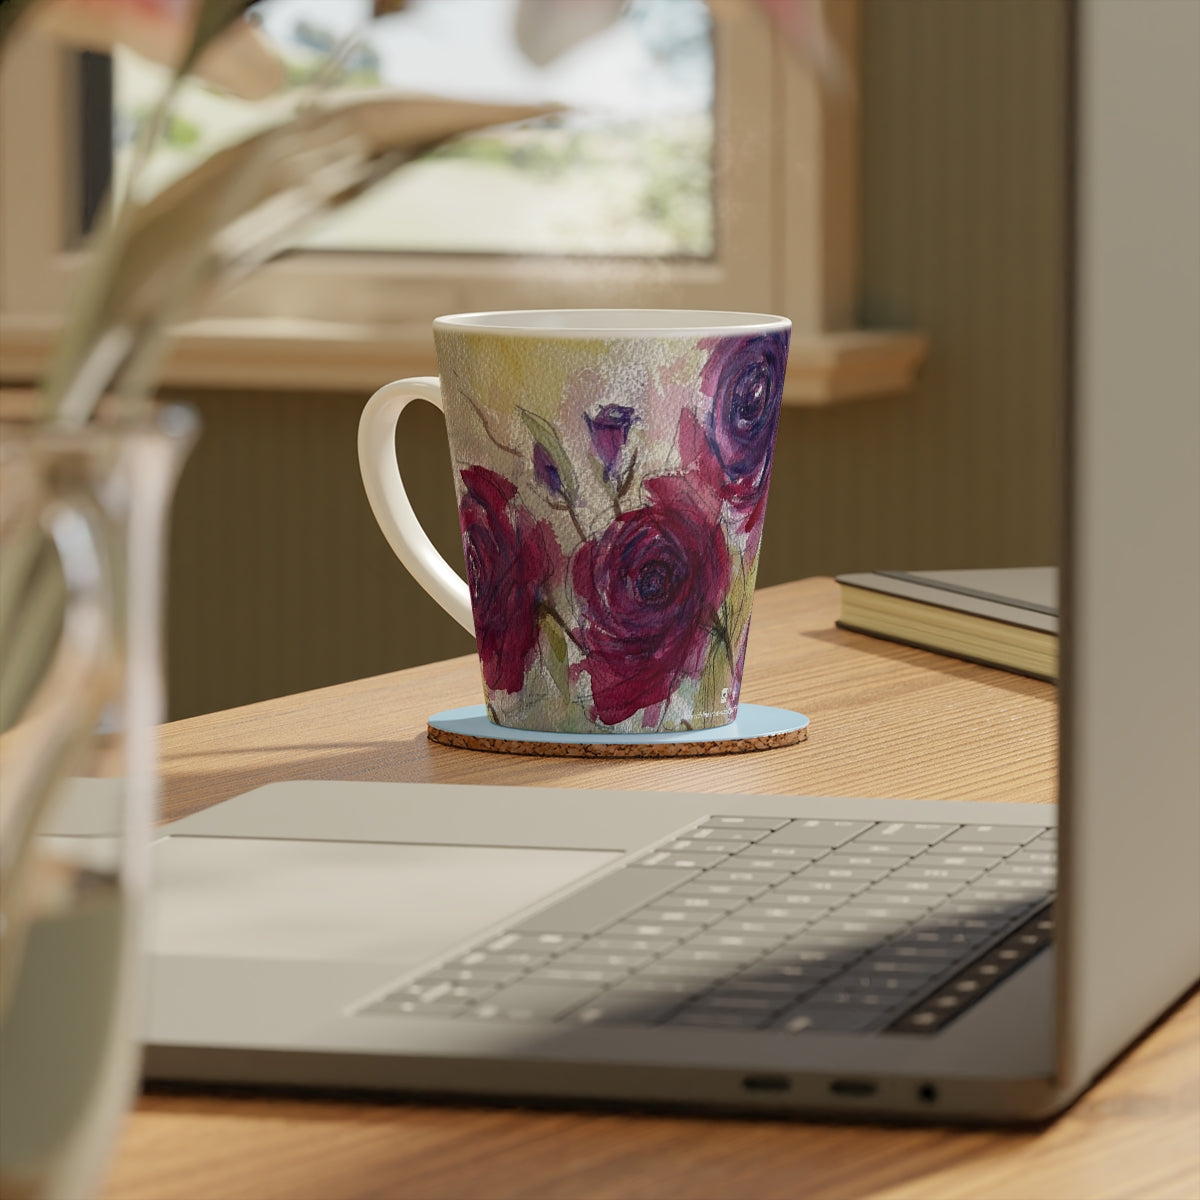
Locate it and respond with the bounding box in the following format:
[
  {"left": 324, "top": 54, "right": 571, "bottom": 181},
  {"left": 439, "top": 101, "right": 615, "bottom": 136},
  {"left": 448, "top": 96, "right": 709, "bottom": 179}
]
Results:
[{"left": 427, "top": 704, "right": 809, "bottom": 759}]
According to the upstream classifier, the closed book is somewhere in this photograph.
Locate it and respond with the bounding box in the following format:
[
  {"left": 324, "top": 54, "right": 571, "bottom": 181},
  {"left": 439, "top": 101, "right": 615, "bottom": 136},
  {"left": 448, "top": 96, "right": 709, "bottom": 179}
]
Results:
[{"left": 835, "top": 567, "right": 1058, "bottom": 681}]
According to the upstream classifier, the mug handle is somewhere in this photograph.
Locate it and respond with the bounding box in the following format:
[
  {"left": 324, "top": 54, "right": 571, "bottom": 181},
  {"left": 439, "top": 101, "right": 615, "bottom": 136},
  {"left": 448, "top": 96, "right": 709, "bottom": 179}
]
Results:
[{"left": 358, "top": 377, "right": 474, "bottom": 634}]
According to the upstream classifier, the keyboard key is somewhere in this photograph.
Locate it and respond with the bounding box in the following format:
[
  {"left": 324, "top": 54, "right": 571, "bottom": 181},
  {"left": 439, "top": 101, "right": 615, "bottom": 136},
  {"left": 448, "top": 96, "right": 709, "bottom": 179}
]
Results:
[
  {"left": 691, "top": 932, "right": 781, "bottom": 952},
  {"left": 705, "top": 816, "right": 790, "bottom": 830},
  {"left": 617, "top": 975, "right": 709, "bottom": 995},
  {"left": 783, "top": 933, "right": 878, "bottom": 955},
  {"left": 761, "top": 820, "right": 874, "bottom": 848},
  {"left": 629, "top": 907, "right": 721, "bottom": 928},
  {"left": 731, "top": 845, "right": 825, "bottom": 865},
  {"left": 417, "top": 964, "right": 524, "bottom": 986},
  {"left": 675, "top": 881, "right": 766, "bottom": 899},
  {"left": 704, "top": 868, "right": 789, "bottom": 887},
  {"left": 834, "top": 904, "right": 920, "bottom": 926},
  {"left": 466, "top": 982, "right": 598, "bottom": 1021},
  {"left": 484, "top": 933, "right": 579, "bottom": 954},
  {"left": 586, "top": 936, "right": 677, "bottom": 954},
  {"left": 660, "top": 945, "right": 760, "bottom": 967},
  {"left": 805, "top": 917, "right": 906, "bottom": 936},
  {"left": 1006, "top": 849, "right": 1056, "bottom": 866},
  {"left": 552, "top": 950, "right": 654, "bottom": 970},
  {"left": 945, "top": 825, "right": 1044, "bottom": 845},
  {"left": 568, "top": 992, "right": 685, "bottom": 1025},
  {"left": 707, "top": 917, "right": 800, "bottom": 939},
  {"left": 859, "top": 957, "right": 944, "bottom": 978},
  {"left": 665, "top": 839, "right": 751, "bottom": 855},
  {"left": 891, "top": 925, "right": 993, "bottom": 949},
  {"left": 878, "top": 943, "right": 966, "bottom": 962},
  {"left": 846, "top": 890, "right": 939, "bottom": 909},
  {"left": 912, "top": 853, "right": 1003, "bottom": 870},
  {"left": 836, "top": 972, "right": 929, "bottom": 994},
  {"left": 669, "top": 894, "right": 747, "bottom": 912},
  {"left": 452, "top": 950, "right": 554, "bottom": 970},
  {"left": 532, "top": 966, "right": 626, "bottom": 985},
  {"left": 773, "top": 1007, "right": 880, "bottom": 1034},
  {"left": 819, "top": 853, "right": 911, "bottom": 870},
  {"left": 515, "top": 867, "right": 698, "bottom": 936},
  {"left": 859, "top": 822, "right": 958, "bottom": 845},
  {"left": 638, "top": 960, "right": 737, "bottom": 981},
  {"left": 688, "top": 826, "right": 765, "bottom": 843},
  {"left": 388, "top": 980, "right": 494, "bottom": 1004},
  {"left": 869, "top": 878, "right": 962, "bottom": 896},
  {"left": 928, "top": 899, "right": 1027, "bottom": 919},
  {"left": 981, "top": 871, "right": 1052, "bottom": 892},
  {"left": 635, "top": 851, "right": 728, "bottom": 870},
  {"left": 736, "top": 960, "right": 841, "bottom": 985},
  {"left": 802, "top": 864, "right": 892, "bottom": 883},
  {"left": 751, "top": 892, "right": 840, "bottom": 912},
  {"left": 929, "top": 842, "right": 1021, "bottom": 857},
  {"left": 603, "top": 921, "right": 690, "bottom": 941},
  {"left": 772, "top": 877, "right": 865, "bottom": 895},
  {"left": 906, "top": 916, "right": 1005, "bottom": 941},
  {"left": 804, "top": 990, "right": 904, "bottom": 1010},
  {"left": 668, "top": 1008, "right": 770, "bottom": 1029},
  {"left": 889, "top": 866, "right": 982, "bottom": 882},
  {"left": 684, "top": 992, "right": 783, "bottom": 1014},
  {"left": 808, "top": 918, "right": 910, "bottom": 941},
  {"left": 365, "top": 995, "right": 470, "bottom": 1018},
  {"left": 709, "top": 977, "right": 816, "bottom": 997},
  {"left": 848, "top": 842, "right": 930, "bottom": 858}
]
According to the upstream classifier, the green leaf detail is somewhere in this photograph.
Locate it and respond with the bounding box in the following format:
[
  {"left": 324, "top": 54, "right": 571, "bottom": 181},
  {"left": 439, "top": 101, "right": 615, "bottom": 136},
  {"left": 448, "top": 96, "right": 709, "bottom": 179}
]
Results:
[
  {"left": 543, "top": 614, "right": 570, "bottom": 699},
  {"left": 694, "top": 632, "right": 733, "bottom": 724},
  {"left": 518, "top": 408, "right": 579, "bottom": 502}
]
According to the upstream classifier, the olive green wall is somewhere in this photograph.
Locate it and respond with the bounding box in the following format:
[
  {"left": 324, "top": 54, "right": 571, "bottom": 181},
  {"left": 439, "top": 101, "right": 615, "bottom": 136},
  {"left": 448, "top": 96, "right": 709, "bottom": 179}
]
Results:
[
  {"left": 163, "top": 0, "right": 1069, "bottom": 720},
  {"left": 759, "top": 0, "right": 1067, "bottom": 586}
]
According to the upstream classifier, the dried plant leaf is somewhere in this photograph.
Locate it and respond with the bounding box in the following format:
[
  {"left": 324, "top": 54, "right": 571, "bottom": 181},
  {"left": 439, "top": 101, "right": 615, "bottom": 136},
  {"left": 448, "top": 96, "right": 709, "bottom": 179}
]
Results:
[{"left": 44, "top": 91, "right": 558, "bottom": 420}]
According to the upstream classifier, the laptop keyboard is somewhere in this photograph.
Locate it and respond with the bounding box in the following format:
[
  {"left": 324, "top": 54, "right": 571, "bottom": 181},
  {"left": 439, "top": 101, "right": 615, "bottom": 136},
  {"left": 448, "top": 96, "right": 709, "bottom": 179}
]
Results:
[{"left": 357, "top": 816, "right": 1055, "bottom": 1034}]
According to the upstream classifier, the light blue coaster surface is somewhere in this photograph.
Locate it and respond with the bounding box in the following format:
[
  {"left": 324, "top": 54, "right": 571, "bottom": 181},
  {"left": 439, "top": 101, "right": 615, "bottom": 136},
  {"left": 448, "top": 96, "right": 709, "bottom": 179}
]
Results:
[{"left": 428, "top": 703, "right": 809, "bottom": 747}]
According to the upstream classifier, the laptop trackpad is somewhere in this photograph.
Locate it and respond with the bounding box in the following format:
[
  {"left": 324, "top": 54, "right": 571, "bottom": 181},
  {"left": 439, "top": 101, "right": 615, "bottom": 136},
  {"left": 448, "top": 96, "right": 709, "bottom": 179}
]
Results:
[{"left": 151, "top": 837, "right": 618, "bottom": 969}]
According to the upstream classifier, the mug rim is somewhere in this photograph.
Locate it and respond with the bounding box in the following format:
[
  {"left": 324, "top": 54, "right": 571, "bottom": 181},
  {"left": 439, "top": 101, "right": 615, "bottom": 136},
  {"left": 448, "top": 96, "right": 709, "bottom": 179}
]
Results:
[{"left": 433, "top": 309, "right": 791, "bottom": 337}]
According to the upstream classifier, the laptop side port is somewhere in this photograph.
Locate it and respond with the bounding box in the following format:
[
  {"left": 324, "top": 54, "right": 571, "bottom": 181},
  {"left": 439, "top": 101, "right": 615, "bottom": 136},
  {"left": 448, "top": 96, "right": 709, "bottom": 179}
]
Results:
[{"left": 741, "top": 1074, "right": 791, "bottom": 1093}]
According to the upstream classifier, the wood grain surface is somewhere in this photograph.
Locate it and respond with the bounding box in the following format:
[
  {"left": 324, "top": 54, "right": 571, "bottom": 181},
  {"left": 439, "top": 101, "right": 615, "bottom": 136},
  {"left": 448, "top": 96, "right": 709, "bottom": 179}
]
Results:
[{"left": 99, "top": 579, "right": 1199, "bottom": 1200}]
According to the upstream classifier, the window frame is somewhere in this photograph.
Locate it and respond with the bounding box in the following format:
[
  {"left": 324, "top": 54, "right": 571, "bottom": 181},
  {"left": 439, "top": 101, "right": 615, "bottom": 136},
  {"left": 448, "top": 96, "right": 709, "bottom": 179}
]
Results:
[{"left": 0, "top": 0, "right": 925, "bottom": 403}]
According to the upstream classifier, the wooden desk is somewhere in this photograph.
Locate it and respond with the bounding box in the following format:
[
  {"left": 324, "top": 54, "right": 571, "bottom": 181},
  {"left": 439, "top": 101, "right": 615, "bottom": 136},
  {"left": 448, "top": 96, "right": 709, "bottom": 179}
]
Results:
[{"left": 102, "top": 579, "right": 1200, "bottom": 1200}]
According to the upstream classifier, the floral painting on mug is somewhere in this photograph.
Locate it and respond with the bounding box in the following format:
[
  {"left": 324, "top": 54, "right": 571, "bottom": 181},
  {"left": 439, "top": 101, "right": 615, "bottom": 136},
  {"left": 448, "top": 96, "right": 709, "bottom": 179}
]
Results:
[{"left": 434, "top": 327, "right": 790, "bottom": 734}]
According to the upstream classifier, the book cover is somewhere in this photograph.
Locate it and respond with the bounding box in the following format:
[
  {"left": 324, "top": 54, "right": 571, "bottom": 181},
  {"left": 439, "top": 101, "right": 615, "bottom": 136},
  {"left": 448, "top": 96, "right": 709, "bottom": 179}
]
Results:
[{"left": 835, "top": 567, "right": 1059, "bottom": 681}]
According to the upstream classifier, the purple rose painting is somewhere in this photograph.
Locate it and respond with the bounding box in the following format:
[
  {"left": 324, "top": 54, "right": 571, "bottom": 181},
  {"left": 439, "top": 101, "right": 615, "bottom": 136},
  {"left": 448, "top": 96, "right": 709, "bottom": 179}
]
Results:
[
  {"left": 459, "top": 465, "right": 561, "bottom": 695},
  {"left": 438, "top": 324, "right": 789, "bottom": 733},
  {"left": 585, "top": 404, "right": 637, "bottom": 482},
  {"left": 571, "top": 475, "right": 731, "bottom": 726},
  {"left": 698, "top": 331, "right": 789, "bottom": 530}
]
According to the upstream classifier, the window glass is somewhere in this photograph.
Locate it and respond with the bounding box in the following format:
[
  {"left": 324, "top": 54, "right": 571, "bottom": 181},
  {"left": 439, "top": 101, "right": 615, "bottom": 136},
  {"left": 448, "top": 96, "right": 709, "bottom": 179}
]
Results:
[{"left": 112, "top": 0, "right": 714, "bottom": 257}]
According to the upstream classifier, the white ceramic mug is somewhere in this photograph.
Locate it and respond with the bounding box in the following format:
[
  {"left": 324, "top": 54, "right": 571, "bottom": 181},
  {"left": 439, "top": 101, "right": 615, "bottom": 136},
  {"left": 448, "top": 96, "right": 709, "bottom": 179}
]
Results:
[{"left": 359, "top": 309, "right": 790, "bottom": 735}]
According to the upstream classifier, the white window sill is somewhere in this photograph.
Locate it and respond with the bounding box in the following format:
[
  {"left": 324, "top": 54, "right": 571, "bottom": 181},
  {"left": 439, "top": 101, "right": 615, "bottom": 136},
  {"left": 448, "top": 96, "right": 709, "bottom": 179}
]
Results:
[{"left": 0, "top": 316, "right": 926, "bottom": 406}]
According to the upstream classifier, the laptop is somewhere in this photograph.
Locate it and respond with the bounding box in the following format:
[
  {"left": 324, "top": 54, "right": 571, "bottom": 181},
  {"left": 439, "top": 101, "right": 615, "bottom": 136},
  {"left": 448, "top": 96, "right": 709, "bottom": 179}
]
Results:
[{"left": 52, "top": 0, "right": 1200, "bottom": 1122}]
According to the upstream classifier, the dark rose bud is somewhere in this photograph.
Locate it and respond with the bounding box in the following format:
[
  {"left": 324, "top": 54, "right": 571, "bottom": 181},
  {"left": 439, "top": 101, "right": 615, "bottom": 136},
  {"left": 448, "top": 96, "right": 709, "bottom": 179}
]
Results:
[{"left": 585, "top": 403, "right": 637, "bottom": 482}]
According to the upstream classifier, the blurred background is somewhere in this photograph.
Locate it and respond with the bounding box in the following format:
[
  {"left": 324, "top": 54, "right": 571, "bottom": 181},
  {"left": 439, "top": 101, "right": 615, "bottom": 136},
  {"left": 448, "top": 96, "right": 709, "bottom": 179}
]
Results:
[{"left": 0, "top": 0, "right": 1067, "bottom": 720}]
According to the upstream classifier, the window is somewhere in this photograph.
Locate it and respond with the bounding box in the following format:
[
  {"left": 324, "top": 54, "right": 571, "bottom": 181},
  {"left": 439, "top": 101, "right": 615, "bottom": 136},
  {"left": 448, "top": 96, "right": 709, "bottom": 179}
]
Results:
[
  {"left": 0, "top": 0, "right": 925, "bottom": 402},
  {"left": 112, "top": 0, "right": 716, "bottom": 259}
]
